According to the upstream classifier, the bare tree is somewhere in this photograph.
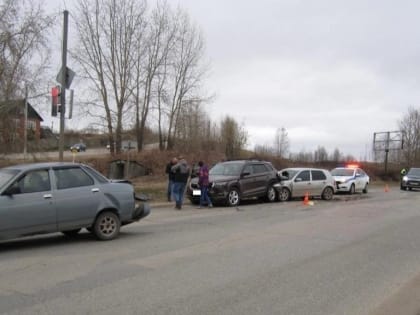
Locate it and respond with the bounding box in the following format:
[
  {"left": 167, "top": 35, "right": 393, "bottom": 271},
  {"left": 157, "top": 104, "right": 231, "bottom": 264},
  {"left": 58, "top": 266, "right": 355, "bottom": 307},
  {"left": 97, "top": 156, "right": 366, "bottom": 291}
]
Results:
[
  {"left": 220, "top": 115, "right": 248, "bottom": 160},
  {"left": 274, "top": 127, "right": 289, "bottom": 158},
  {"left": 0, "top": 0, "right": 53, "bottom": 151},
  {"left": 0, "top": 0, "right": 53, "bottom": 100},
  {"left": 162, "top": 8, "right": 207, "bottom": 150},
  {"left": 399, "top": 107, "right": 420, "bottom": 165},
  {"left": 331, "top": 148, "right": 342, "bottom": 163},
  {"left": 73, "top": 0, "right": 146, "bottom": 154},
  {"left": 314, "top": 145, "right": 328, "bottom": 163},
  {"left": 133, "top": 1, "right": 175, "bottom": 152}
]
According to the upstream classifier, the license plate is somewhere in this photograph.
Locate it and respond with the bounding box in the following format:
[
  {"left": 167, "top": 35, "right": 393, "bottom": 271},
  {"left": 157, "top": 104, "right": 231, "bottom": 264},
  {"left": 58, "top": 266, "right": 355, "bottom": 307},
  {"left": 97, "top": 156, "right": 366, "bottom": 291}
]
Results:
[{"left": 192, "top": 190, "right": 201, "bottom": 196}]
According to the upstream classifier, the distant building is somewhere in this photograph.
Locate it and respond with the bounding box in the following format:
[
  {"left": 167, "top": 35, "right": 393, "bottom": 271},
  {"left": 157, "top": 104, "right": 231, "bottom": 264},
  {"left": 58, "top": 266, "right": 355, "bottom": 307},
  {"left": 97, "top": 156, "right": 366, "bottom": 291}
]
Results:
[{"left": 0, "top": 99, "right": 44, "bottom": 143}]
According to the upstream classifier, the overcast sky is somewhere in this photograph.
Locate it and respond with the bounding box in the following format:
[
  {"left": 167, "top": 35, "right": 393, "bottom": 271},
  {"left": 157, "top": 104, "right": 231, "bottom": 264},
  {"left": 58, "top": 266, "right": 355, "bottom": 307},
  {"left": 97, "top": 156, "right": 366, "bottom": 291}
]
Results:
[
  {"left": 50, "top": 0, "right": 420, "bottom": 159},
  {"left": 163, "top": 0, "right": 420, "bottom": 159}
]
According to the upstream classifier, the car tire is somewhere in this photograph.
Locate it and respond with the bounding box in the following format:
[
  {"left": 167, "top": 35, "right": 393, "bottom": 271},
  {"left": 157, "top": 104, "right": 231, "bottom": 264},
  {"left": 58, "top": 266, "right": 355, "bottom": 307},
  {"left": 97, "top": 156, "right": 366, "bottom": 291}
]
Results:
[
  {"left": 349, "top": 184, "right": 355, "bottom": 195},
  {"left": 226, "top": 188, "right": 240, "bottom": 207},
  {"left": 279, "top": 187, "right": 291, "bottom": 202},
  {"left": 362, "top": 184, "right": 368, "bottom": 194},
  {"left": 266, "top": 184, "right": 277, "bottom": 202},
  {"left": 93, "top": 211, "right": 121, "bottom": 240},
  {"left": 321, "top": 187, "right": 334, "bottom": 201},
  {"left": 62, "top": 228, "right": 81, "bottom": 237}
]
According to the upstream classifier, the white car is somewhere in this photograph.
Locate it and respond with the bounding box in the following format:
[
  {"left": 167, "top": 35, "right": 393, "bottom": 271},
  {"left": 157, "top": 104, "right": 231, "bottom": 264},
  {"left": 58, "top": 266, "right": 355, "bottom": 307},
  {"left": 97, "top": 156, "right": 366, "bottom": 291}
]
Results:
[{"left": 331, "top": 166, "right": 369, "bottom": 194}]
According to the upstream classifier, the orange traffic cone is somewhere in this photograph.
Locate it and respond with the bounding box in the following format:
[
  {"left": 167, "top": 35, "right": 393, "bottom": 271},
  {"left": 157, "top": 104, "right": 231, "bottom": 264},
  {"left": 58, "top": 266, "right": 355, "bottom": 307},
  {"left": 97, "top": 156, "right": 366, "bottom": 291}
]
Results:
[
  {"left": 303, "top": 192, "right": 310, "bottom": 205},
  {"left": 384, "top": 184, "right": 389, "bottom": 192}
]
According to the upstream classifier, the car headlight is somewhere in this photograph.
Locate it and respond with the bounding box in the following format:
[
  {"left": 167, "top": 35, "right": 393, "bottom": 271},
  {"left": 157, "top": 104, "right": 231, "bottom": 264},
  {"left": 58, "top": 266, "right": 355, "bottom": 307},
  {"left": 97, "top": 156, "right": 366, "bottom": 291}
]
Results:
[{"left": 402, "top": 176, "right": 408, "bottom": 182}]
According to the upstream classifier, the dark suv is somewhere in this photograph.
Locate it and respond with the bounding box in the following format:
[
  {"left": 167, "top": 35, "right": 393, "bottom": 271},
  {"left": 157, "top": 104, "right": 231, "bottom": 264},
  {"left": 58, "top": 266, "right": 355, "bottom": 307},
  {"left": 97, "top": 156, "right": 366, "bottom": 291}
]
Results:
[{"left": 187, "top": 160, "right": 279, "bottom": 207}]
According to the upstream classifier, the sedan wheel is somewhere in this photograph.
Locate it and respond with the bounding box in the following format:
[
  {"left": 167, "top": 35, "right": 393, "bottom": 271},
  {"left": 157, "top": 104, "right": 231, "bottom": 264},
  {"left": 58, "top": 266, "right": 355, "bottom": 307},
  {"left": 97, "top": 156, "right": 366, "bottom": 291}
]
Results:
[
  {"left": 279, "top": 187, "right": 291, "bottom": 202},
  {"left": 227, "top": 188, "right": 240, "bottom": 207},
  {"left": 266, "top": 185, "right": 277, "bottom": 202},
  {"left": 93, "top": 211, "right": 121, "bottom": 240},
  {"left": 321, "top": 187, "right": 334, "bottom": 201},
  {"left": 349, "top": 184, "right": 355, "bottom": 195},
  {"left": 362, "top": 184, "right": 368, "bottom": 194}
]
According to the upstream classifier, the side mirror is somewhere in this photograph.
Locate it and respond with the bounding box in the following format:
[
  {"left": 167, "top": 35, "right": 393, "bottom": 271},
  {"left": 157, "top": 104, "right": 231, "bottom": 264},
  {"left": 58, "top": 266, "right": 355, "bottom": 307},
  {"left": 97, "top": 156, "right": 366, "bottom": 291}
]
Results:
[
  {"left": 241, "top": 171, "right": 251, "bottom": 177},
  {"left": 295, "top": 178, "right": 302, "bottom": 182}
]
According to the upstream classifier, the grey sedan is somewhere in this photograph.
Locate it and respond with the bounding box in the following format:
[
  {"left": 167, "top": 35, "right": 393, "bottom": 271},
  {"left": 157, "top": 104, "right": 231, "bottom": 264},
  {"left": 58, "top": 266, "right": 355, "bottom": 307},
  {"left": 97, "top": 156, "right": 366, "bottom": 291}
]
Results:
[
  {"left": 276, "top": 167, "right": 336, "bottom": 201},
  {"left": 0, "top": 162, "right": 150, "bottom": 242}
]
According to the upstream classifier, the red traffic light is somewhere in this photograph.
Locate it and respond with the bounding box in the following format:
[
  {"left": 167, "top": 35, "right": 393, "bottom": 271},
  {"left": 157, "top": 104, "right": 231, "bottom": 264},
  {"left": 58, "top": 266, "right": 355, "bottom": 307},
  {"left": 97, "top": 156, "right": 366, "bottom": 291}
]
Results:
[{"left": 51, "top": 86, "right": 60, "bottom": 97}]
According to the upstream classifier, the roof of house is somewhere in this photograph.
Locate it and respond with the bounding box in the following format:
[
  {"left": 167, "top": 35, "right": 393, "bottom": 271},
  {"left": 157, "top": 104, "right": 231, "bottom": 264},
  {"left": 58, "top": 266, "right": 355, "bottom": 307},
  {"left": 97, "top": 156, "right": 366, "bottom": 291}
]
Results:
[{"left": 0, "top": 99, "right": 43, "bottom": 122}]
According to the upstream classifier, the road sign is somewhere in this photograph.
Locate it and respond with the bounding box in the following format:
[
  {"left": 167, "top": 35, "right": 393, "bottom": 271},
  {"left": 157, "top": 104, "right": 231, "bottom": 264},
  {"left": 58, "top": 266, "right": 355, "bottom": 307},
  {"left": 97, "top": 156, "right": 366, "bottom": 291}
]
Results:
[{"left": 56, "top": 66, "right": 76, "bottom": 89}]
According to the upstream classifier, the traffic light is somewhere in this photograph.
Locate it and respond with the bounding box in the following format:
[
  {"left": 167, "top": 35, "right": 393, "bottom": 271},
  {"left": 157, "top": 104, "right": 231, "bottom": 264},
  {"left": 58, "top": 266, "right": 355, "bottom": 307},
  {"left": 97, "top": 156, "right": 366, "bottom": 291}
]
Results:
[{"left": 51, "top": 86, "right": 61, "bottom": 116}]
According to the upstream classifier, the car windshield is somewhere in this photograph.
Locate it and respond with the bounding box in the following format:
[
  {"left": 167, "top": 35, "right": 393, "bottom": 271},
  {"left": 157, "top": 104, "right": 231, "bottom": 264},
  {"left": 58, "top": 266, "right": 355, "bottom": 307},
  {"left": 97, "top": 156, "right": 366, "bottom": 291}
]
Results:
[
  {"left": 0, "top": 169, "right": 19, "bottom": 188},
  {"left": 279, "top": 169, "right": 299, "bottom": 179},
  {"left": 210, "top": 162, "right": 243, "bottom": 176},
  {"left": 408, "top": 168, "right": 420, "bottom": 176},
  {"left": 331, "top": 168, "right": 354, "bottom": 176}
]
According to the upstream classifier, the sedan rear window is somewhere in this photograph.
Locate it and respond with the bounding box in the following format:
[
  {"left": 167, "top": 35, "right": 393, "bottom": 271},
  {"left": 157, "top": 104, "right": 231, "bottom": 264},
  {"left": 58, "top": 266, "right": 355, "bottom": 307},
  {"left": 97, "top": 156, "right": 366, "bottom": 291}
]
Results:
[
  {"left": 54, "top": 167, "right": 94, "bottom": 189},
  {"left": 312, "top": 170, "right": 327, "bottom": 181}
]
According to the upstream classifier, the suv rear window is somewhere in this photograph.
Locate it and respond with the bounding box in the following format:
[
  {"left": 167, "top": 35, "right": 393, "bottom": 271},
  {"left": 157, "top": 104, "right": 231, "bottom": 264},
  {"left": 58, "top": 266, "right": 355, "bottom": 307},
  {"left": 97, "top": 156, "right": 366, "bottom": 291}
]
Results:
[{"left": 253, "top": 164, "right": 269, "bottom": 174}]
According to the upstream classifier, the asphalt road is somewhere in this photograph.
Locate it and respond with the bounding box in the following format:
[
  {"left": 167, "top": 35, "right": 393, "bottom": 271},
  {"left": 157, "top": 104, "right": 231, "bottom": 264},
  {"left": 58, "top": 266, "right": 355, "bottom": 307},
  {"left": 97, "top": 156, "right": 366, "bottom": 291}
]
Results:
[{"left": 1, "top": 187, "right": 420, "bottom": 315}]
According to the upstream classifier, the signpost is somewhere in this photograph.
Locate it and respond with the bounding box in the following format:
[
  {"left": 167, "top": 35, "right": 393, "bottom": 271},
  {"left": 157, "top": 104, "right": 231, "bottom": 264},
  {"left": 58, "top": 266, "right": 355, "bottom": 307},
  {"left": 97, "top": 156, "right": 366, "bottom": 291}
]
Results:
[{"left": 373, "top": 131, "right": 404, "bottom": 174}]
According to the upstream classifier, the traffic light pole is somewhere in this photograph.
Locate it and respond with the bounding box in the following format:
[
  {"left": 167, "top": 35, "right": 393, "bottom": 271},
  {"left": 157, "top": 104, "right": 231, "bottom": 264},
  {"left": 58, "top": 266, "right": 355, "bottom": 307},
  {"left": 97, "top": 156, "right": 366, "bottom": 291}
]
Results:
[{"left": 58, "top": 10, "right": 68, "bottom": 161}]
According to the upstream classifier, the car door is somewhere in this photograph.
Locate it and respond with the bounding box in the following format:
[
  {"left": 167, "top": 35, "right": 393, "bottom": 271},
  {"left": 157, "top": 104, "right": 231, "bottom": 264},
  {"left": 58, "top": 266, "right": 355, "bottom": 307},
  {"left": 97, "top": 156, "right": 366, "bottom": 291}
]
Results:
[
  {"left": 0, "top": 169, "right": 56, "bottom": 239},
  {"left": 310, "top": 170, "right": 328, "bottom": 196},
  {"left": 239, "top": 164, "right": 255, "bottom": 197},
  {"left": 292, "top": 170, "right": 311, "bottom": 197},
  {"left": 252, "top": 163, "right": 272, "bottom": 196},
  {"left": 355, "top": 169, "right": 365, "bottom": 191},
  {"left": 53, "top": 166, "right": 103, "bottom": 231}
]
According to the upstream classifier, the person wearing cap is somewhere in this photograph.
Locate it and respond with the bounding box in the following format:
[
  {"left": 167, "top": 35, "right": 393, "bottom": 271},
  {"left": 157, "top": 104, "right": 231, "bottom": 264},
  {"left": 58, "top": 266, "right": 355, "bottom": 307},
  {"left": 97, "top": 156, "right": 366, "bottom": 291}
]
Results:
[{"left": 171, "top": 156, "right": 190, "bottom": 210}]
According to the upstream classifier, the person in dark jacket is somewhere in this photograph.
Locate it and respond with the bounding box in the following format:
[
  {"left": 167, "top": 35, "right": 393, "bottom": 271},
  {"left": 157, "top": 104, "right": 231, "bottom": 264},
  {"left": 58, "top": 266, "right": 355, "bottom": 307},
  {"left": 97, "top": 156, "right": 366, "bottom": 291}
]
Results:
[
  {"left": 165, "top": 157, "right": 177, "bottom": 201},
  {"left": 171, "top": 156, "right": 190, "bottom": 210},
  {"left": 198, "top": 161, "right": 213, "bottom": 208}
]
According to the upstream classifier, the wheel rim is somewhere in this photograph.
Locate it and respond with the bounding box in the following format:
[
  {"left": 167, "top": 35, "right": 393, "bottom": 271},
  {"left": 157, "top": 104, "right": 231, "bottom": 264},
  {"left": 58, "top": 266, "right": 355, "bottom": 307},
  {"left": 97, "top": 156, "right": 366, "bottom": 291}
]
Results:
[
  {"left": 350, "top": 185, "right": 355, "bottom": 194},
  {"left": 267, "top": 187, "right": 276, "bottom": 201},
  {"left": 323, "top": 187, "right": 333, "bottom": 200},
  {"left": 280, "top": 188, "right": 289, "bottom": 201},
  {"left": 99, "top": 215, "right": 117, "bottom": 236},
  {"left": 228, "top": 190, "right": 239, "bottom": 206}
]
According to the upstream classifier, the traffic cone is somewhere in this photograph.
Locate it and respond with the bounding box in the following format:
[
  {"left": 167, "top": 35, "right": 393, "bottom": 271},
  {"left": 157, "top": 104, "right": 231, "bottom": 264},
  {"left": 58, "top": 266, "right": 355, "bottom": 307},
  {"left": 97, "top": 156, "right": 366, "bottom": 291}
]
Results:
[
  {"left": 303, "top": 192, "right": 310, "bottom": 205},
  {"left": 384, "top": 184, "right": 389, "bottom": 192}
]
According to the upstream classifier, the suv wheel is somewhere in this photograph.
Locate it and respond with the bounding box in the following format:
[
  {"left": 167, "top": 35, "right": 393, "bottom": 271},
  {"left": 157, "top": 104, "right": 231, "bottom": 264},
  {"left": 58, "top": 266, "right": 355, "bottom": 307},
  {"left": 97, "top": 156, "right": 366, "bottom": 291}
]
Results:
[
  {"left": 93, "top": 211, "right": 121, "bottom": 240},
  {"left": 226, "top": 188, "right": 240, "bottom": 207},
  {"left": 266, "top": 184, "right": 277, "bottom": 202},
  {"left": 321, "top": 187, "right": 334, "bottom": 201},
  {"left": 279, "top": 187, "right": 291, "bottom": 202}
]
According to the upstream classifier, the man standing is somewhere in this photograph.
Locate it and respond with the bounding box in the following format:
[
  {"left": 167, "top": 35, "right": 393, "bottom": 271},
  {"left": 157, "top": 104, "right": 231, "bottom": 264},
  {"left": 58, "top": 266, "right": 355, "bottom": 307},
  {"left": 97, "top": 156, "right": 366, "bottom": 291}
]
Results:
[
  {"left": 171, "top": 156, "right": 190, "bottom": 210},
  {"left": 198, "top": 161, "right": 213, "bottom": 208},
  {"left": 165, "top": 157, "right": 177, "bottom": 201}
]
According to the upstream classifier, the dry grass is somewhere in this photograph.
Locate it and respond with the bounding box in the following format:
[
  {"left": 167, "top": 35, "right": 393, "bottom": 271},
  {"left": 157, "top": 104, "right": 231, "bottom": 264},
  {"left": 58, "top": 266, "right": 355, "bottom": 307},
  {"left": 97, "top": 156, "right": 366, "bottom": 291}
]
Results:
[{"left": 131, "top": 175, "right": 168, "bottom": 202}]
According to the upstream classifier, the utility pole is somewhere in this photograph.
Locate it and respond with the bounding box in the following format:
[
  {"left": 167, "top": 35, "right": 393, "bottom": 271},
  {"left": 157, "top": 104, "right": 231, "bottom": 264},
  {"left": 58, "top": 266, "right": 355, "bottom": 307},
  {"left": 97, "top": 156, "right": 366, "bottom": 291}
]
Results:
[
  {"left": 23, "top": 85, "right": 28, "bottom": 160},
  {"left": 58, "top": 10, "right": 69, "bottom": 161}
]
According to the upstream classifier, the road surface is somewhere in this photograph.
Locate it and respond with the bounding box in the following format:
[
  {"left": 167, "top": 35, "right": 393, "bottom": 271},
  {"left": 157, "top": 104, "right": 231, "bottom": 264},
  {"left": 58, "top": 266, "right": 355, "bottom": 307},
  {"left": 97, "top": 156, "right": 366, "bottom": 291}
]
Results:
[{"left": 1, "top": 187, "right": 420, "bottom": 314}]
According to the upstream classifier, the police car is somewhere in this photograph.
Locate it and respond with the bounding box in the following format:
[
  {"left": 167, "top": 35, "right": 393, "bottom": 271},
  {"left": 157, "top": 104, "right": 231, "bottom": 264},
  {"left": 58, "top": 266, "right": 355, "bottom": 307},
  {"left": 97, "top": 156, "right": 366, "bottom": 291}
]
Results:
[{"left": 331, "top": 165, "right": 370, "bottom": 194}]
